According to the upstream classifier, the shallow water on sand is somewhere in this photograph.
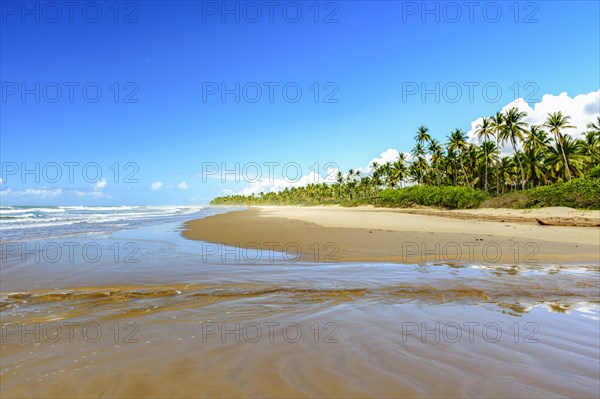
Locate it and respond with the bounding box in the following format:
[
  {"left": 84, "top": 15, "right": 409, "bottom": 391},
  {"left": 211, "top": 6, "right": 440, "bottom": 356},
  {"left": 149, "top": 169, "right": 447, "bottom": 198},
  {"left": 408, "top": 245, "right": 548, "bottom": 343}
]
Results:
[{"left": 1, "top": 217, "right": 599, "bottom": 398}]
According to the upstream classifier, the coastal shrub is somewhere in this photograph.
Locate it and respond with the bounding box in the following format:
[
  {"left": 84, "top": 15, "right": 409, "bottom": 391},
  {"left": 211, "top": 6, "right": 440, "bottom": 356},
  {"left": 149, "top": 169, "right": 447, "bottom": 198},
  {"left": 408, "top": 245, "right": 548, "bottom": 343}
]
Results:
[
  {"left": 378, "top": 186, "right": 488, "bottom": 209},
  {"left": 525, "top": 177, "right": 600, "bottom": 209},
  {"left": 585, "top": 165, "right": 600, "bottom": 180},
  {"left": 483, "top": 170, "right": 600, "bottom": 210}
]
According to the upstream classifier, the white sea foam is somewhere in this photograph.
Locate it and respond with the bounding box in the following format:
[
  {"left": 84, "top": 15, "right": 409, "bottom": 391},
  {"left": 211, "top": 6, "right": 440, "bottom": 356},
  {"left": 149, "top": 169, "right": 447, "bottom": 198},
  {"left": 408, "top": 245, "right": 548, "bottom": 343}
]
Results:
[
  {"left": 0, "top": 208, "right": 66, "bottom": 215},
  {"left": 0, "top": 205, "right": 210, "bottom": 241}
]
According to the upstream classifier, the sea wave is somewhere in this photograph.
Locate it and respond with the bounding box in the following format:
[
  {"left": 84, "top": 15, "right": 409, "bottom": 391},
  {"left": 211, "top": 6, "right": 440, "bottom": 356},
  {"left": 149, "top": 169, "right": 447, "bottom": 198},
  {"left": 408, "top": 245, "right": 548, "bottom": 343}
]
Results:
[
  {"left": 0, "top": 205, "right": 212, "bottom": 241},
  {"left": 0, "top": 207, "right": 66, "bottom": 215}
]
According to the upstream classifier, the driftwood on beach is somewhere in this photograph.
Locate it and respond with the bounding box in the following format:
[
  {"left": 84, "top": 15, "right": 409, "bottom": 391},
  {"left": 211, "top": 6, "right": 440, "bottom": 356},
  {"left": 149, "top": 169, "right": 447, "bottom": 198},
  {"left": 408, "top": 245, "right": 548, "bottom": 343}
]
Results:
[{"left": 535, "top": 218, "right": 600, "bottom": 227}]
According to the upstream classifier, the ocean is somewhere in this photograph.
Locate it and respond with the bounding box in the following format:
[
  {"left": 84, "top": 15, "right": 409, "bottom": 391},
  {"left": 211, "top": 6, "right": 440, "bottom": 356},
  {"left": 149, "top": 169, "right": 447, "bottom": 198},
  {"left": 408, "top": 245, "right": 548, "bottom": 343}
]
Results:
[{"left": 0, "top": 205, "right": 226, "bottom": 241}]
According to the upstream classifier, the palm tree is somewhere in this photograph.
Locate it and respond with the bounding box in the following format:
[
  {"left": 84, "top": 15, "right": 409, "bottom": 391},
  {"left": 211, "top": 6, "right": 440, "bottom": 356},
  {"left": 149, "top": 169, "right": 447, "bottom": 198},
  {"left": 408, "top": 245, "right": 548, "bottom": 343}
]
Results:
[
  {"left": 465, "top": 144, "right": 483, "bottom": 188},
  {"left": 335, "top": 171, "right": 344, "bottom": 200},
  {"left": 411, "top": 156, "right": 429, "bottom": 185},
  {"left": 583, "top": 116, "right": 600, "bottom": 167},
  {"left": 447, "top": 129, "right": 470, "bottom": 185},
  {"left": 414, "top": 126, "right": 431, "bottom": 145},
  {"left": 544, "top": 111, "right": 576, "bottom": 180},
  {"left": 524, "top": 125, "right": 550, "bottom": 153},
  {"left": 382, "top": 162, "right": 393, "bottom": 188},
  {"left": 500, "top": 107, "right": 528, "bottom": 189},
  {"left": 523, "top": 146, "right": 547, "bottom": 187},
  {"left": 481, "top": 141, "right": 499, "bottom": 189},
  {"left": 587, "top": 116, "right": 600, "bottom": 135},
  {"left": 489, "top": 112, "right": 504, "bottom": 195},
  {"left": 411, "top": 142, "right": 426, "bottom": 159},
  {"left": 390, "top": 157, "right": 408, "bottom": 188},
  {"left": 581, "top": 131, "right": 600, "bottom": 165},
  {"left": 370, "top": 162, "right": 381, "bottom": 197},
  {"left": 475, "top": 117, "right": 493, "bottom": 191},
  {"left": 497, "top": 157, "right": 516, "bottom": 194},
  {"left": 428, "top": 139, "right": 443, "bottom": 186},
  {"left": 546, "top": 135, "right": 588, "bottom": 181}
]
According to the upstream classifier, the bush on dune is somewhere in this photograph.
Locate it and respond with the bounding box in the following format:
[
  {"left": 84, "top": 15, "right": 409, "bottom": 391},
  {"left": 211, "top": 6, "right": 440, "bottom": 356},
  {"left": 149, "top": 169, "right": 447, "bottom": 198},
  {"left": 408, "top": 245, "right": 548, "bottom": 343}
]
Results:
[
  {"left": 482, "top": 166, "right": 600, "bottom": 210},
  {"left": 378, "top": 185, "right": 488, "bottom": 209},
  {"left": 525, "top": 173, "right": 600, "bottom": 209}
]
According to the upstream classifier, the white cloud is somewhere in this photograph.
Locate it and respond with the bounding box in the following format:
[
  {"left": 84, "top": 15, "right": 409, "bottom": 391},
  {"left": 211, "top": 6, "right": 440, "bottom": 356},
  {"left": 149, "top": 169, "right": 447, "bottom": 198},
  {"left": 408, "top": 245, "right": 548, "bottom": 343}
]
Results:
[
  {"left": 226, "top": 170, "right": 340, "bottom": 196},
  {"left": 0, "top": 178, "right": 4, "bottom": 185},
  {"left": 368, "top": 148, "right": 400, "bottom": 167},
  {"left": 221, "top": 150, "right": 410, "bottom": 196},
  {"left": 94, "top": 178, "right": 107, "bottom": 190},
  {"left": 0, "top": 188, "right": 62, "bottom": 198},
  {"left": 74, "top": 190, "right": 111, "bottom": 198},
  {"left": 177, "top": 181, "right": 189, "bottom": 190},
  {"left": 150, "top": 181, "right": 163, "bottom": 191},
  {"left": 467, "top": 90, "right": 600, "bottom": 154}
]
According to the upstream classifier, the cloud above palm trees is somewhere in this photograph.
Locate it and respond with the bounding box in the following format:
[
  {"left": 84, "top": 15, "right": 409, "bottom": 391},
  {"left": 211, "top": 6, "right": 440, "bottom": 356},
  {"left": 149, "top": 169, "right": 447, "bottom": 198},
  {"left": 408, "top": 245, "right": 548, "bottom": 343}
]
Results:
[{"left": 467, "top": 90, "right": 599, "bottom": 154}]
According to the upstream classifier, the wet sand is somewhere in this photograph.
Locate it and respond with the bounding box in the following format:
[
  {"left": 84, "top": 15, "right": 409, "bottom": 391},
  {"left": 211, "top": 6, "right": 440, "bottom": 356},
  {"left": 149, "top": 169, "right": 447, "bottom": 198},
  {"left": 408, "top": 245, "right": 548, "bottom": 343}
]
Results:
[
  {"left": 2, "top": 271, "right": 599, "bottom": 398},
  {"left": 2, "top": 269, "right": 600, "bottom": 398},
  {"left": 182, "top": 206, "right": 600, "bottom": 264}
]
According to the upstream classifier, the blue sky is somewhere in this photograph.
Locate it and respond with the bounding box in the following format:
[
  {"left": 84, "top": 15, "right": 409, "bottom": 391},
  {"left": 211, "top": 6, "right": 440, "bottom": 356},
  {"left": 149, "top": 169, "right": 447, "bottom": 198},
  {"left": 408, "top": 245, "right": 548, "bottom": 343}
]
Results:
[{"left": 1, "top": 0, "right": 599, "bottom": 205}]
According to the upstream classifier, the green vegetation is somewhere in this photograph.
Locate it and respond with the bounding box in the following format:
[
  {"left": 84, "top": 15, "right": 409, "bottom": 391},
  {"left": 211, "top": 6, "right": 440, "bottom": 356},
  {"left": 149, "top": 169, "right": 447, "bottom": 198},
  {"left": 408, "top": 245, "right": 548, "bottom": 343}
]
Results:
[
  {"left": 483, "top": 166, "right": 600, "bottom": 210},
  {"left": 212, "top": 113, "right": 600, "bottom": 209},
  {"left": 378, "top": 186, "right": 489, "bottom": 209}
]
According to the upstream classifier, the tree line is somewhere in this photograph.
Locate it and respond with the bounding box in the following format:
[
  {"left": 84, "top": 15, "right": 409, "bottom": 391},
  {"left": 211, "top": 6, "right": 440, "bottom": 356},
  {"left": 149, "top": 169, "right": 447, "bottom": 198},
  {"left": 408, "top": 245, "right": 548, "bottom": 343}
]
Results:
[{"left": 212, "top": 111, "right": 600, "bottom": 206}]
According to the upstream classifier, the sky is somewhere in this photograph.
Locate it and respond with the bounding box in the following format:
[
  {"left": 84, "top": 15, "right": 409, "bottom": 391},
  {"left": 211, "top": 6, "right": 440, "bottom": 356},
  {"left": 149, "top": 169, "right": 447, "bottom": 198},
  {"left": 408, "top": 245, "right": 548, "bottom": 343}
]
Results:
[{"left": 1, "top": 0, "right": 599, "bottom": 205}]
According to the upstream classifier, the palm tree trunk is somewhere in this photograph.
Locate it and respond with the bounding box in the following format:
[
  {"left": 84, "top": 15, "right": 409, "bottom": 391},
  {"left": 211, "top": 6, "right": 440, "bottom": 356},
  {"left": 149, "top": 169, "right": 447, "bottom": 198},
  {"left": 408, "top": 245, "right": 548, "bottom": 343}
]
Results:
[
  {"left": 484, "top": 146, "right": 488, "bottom": 191},
  {"left": 557, "top": 135, "right": 572, "bottom": 180},
  {"left": 495, "top": 138, "right": 500, "bottom": 195},
  {"left": 460, "top": 161, "right": 470, "bottom": 186},
  {"left": 512, "top": 140, "right": 525, "bottom": 190}
]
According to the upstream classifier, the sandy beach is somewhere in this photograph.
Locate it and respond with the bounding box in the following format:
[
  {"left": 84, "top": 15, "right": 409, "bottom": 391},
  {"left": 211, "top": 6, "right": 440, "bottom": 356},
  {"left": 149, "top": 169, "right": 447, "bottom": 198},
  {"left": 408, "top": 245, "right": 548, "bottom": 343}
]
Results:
[
  {"left": 183, "top": 206, "right": 600, "bottom": 264},
  {"left": 2, "top": 207, "right": 600, "bottom": 398}
]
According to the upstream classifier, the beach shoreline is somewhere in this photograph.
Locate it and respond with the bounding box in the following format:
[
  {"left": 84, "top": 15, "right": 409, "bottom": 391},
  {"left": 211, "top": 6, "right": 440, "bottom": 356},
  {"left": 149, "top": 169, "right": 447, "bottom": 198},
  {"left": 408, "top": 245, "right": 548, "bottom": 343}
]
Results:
[
  {"left": 3, "top": 206, "right": 599, "bottom": 398},
  {"left": 182, "top": 206, "right": 600, "bottom": 265}
]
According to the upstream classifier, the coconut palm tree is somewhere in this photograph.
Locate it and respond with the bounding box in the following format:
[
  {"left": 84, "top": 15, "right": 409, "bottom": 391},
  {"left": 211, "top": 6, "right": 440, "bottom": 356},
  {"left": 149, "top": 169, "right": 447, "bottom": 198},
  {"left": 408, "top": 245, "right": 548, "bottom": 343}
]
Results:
[
  {"left": 391, "top": 157, "right": 408, "bottom": 188},
  {"left": 546, "top": 135, "right": 588, "bottom": 181},
  {"left": 580, "top": 131, "right": 600, "bottom": 165},
  {"left": 524, "top": 125, "right": 550, "bottom": 153},
  {"left": 335, "top": 171, "right": 344, "bottom": 200},
  {"left": 481, "top": 141, "right": 499, "bottom": 189},
  {"left": 411, "top": 142, "right": 427, "bottom": 159},
  {"left": 489, "top": 112, "right": 504, "bottom": 195},
  {"left": 370, "top": 162, "right": 382, "bottom": 197},
  {"left": 414, "top": 126, "right": 431, "bottom": 145},
  {"left": 465, "top": 144, "right": 483, "bottom": 188},
  {"left": 500, "top": 107, "right": 528, "bottom": 189},
  {"left": 583, "top": 116, "right": 600, "bottom": 168},
  {"left": 447, "top": 129, "right": 470, "bottom": 185},
  {"left": 587, "top": 116, "right": 600, "bottom": 135},
  {"left": 523, "top": 146, "right": 547, "bottom": 187},
  {"left": 544, "top": 111, "right": 576, "bottom": 180},
  {"left": 428, "top": 139, "right": 443, "bottom": 186},
  {"left": 380, "top": 162, "right": 392, "bottom": 188},
  {"left": 475, "top": 117, "right": 493, "bottom": 191},
  {"left": 497, "top": 157, "right": 516, "bottom": 194},
  {"left": 409, "top": 157, "right": 428, "bottom": 185}
]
